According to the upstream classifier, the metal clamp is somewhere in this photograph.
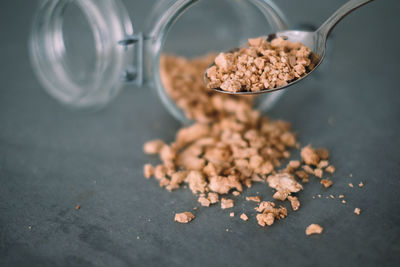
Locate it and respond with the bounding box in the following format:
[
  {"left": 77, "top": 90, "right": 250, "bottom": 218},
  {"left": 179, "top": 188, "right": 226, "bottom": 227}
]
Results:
[{"left": 118, "top": 32, "right": 144, "bottom": 86}]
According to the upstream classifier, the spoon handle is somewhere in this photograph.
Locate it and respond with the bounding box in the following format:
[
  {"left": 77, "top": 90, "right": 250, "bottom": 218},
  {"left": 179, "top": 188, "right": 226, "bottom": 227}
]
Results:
[{"left": 317, "top": 0, "right": 373, "bottom": 38}]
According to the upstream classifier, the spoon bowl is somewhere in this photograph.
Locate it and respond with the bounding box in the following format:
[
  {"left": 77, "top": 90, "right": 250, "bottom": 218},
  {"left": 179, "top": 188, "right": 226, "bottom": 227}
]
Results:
[{"left": 205, "top": 0, "right": 373, "bottom": 95}]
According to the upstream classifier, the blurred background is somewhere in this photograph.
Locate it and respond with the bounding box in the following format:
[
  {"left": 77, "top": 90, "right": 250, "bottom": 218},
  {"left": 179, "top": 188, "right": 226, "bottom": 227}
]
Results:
[{"left": 0, "top": 0, "right": 399, "bottom": 266}]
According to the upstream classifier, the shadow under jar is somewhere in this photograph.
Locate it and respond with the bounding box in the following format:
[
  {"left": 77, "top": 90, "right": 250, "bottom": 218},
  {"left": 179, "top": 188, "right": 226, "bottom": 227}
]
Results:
[{"left": 29, "top": 0, "right": 289, "bottom": 124}]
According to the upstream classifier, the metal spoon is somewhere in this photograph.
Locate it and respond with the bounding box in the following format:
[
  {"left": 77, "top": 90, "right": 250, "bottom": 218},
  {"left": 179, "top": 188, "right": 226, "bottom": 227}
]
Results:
[{"left": 205, "top": 0, "right": 374, "bottom": 95}]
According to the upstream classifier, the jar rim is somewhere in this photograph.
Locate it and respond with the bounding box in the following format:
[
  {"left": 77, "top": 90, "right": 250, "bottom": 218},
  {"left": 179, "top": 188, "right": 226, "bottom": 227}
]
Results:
[{"left": 29, "top": 0, "right": 134, "bottom": 109}]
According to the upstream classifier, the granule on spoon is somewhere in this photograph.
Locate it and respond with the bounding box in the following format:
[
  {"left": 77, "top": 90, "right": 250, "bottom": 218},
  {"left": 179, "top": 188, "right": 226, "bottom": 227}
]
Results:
[{"left": 205, "top": 37, "right": 317, "bottom": 93}]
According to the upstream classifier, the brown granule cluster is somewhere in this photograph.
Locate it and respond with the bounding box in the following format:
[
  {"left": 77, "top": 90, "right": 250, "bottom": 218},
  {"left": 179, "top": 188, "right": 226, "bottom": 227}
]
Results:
[
  {"left": 145, "top": 53, "right": 335, "bottom": 229},
  {"left": 206, "top": 37, "right": 317, "bottom": 93},
  {"left": 306, "top": 224, "right": 323, "bottom": 235},
  {"left": 174, "top": 212, "right": 195, "bottom": 223}
]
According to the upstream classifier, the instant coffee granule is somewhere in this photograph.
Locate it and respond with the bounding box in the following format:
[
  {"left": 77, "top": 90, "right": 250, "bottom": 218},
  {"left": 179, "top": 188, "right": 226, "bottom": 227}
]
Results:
[{"left": 143, "top": 53, "right": 345, "bottom": 233}]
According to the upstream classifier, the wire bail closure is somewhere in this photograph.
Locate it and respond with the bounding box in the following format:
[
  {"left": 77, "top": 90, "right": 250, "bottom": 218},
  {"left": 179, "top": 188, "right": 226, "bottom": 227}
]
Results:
[{"left": 118, "top": 33, "right": 144, "bottom": 86}]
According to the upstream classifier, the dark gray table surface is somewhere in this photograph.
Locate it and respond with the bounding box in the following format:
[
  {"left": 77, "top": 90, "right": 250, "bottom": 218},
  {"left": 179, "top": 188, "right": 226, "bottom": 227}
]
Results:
[{"left": 1, "top": 0, "right": 399, "bottom": 266}]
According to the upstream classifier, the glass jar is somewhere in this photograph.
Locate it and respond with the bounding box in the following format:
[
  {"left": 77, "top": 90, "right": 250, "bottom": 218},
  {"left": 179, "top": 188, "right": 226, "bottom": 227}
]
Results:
[{"left": 29, "top": 0, "right": 289, "bottom": 124}]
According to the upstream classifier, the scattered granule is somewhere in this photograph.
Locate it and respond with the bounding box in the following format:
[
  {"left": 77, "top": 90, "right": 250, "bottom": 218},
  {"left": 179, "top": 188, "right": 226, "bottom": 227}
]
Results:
[
  {"left": 318, "top": 160, "right": 329, "bottom": 169},
  {"left": 301, "top": 145, "right": 320, "bottom": 166},
  {"left": 230, "top": 212, "right": 235, "bottom": 217},
  {"left": 267, "top": 173, "right": 303, "bottom": 198},
  {"left": 339, "top": 194, "right": 344, "bottom": 199},
  {"left": 136, "top": 236, "right": 140, "bottom": 240},
  {"left": 221, "top": 198, "right": 234, "bottom": 209},
  {"left": 287, "top": 160, "right": 301, "bottom": 171},
  {"left": 206, "top": 37, "right": 316, "bottom": 92},
  {"left": 143, "top": 164, "right": 154, "bottom": 178},
  {"left": 246, "top": 196, "right": 261, "bottom": 203},
  {"left": 255, "top": 201, "right": 287, "bottom": 227},
  {"left": 273, "top": 190, "right": 290, "bottom": 201},
  {"left": 208, "top": 192, "right": 219, "bottom": 204},
  {"left": 198, "top": 196, "right": 211, "bottom": 207},
  {"left": 325, "top": 165, "right": 336, "bottom": 173},
  {"left": 287, "top": 196, "right": 300, "bottom": 211},
  {"left": 295, "top": 170, "right": 309, "bottom": 183},
  {"left": 193, "top": 207, "right": 198, "bottom": 211},
  {"left": 354, "top": 208, "right": 361, "bottom": 215},
  {"left": 349, "top": 173, "right": 353, "bottom": 177},
  {"left": 257, "top": 213, "right": 275, "bottom": 226},
  {"left": 318, "top": 194, "right": 322, "bottom": 198},
  {"left": 240, "top": 213, "right": 249, "bottom": 221},
  {"left": 330, "top": 194, "right": 335, "bottom": 199},
  {"left": 305, "top": 224, "right": 323, "bottom": 235},
  {"left": 186, "top": 171, "right": 207, "bottom": 194},
  {"left": 316, "top": 148, "right": 330, "bottom": 160},
  {"left": 320, "top": 179, "right": 333, "bottom": 188},
  {"left": 342, "top": 200, "right": 346, "bottom": 204},
  {"left": 314, "top": 168, "right": 323, "bottom": 178},
  {"left": 143, "top": 139, "right": 165, "bottom": 154},
  {"left": 174, "top": 212, "right": 195, "bottom": 223},
  {"left": 359, "top": 182, "right": 364, "bottom": 188},
  {"left": 348, "top": 183, "right": 354, "bottom": 188},
  {"left": 232, "top": 191, "right": 240, "bottom": 197},
  {"left": 154, "top": 164, "right": 167, "bottom": 180},
  {"left": 75, "top": 204, "right": 80, "bottom": 210},
  {"left": 226, "top": 228, "right": 229, "bottom": 232},
  {"left": 302, "top": 165, "right": 314, "bottom": 175}
]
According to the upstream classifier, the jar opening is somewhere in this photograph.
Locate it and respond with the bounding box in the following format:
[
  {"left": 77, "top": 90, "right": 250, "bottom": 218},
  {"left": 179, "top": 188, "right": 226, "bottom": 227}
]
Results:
[
  {"left": 30, "top": 0, "right": 134, "bottom": 109},
  {"left": 149, "top": 0, "right": 289, "bottom": 124}
]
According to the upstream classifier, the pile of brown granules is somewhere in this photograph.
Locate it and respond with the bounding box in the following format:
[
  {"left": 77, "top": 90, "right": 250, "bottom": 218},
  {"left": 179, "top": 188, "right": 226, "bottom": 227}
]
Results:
[
  {"left": 143, "top": 53, "right": 338, "bottom": 230},
  {"left": 205, "top": 37, "right": 318, "bottom": 92}
]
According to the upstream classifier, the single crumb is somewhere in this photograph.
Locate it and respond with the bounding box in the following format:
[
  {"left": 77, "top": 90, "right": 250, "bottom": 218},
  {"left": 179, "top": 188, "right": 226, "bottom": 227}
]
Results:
[
  {"left": 226, "top": 228, "right": 229, "bottom": 232},
  {"left": 312, "top": 196, "right": 315, "bottom": 199},
  {"left": 143, "top": 139, "right": 165, "bottom": 154},
  {"left": 198, "top": 196, "right": 211, "bottom": 207},
  {"left": 338, "top": 194, "right": 344, "bottom": 199},
  {"left": 329, "top": 194, "right": 335, "bottom": 199},
  {"left": 301, "top": 145, "right": 320, "bottom": 166},
  {"left": 287, "top": 196, "right": 300, "bottom": 211},
  {"left": 354, "top": 208, "right": 361, "bottom": 215},
  {"left": 246, "top": 196, "right": 261, "bottom": 203},
  {"left": 230, "top": 212, "right": 235, "bottom": 217},
  {"left": 193, "top": 207, "right": 198, "bottom": 210},
  {"left": 136, "top": 236, "right": 140, "bottom": 240},
  {"left": 174, "top": 212, "right": 195, "bottom": 223},
  {"left": 143, "top": 164, "right": 154, "bottom": 178},
  {"left": 240, "top": 213, "right": 249, "bottom": 221},
  {"left": 232, "top": 191, "right": 240, "bottom": 196},
  {"left": 75, "top": 204, "right": 80, "bottom": 210},
  {"left": 350, "top": 173, "right": 353, "bottom": 177},
  {"left": 305, "top": 224, "right": 323, "bottom": 235},
  {"left": 320, "top": 179, "right": 333, "bottom": 188},
  {"left": 348, "top": 183, "right": 354, "bottom": 188},
  {"left": 325, "top": 165, "right": 336, "bottom": 173},
  {"left": 342, "top": 200, "right": 346, "bottom": 204},
  {"left": 221, "top": 198, "right": 234, "bottom": 209},
  {"left": 208, "top": 192, "right": 219, "bottom": 204},
  {"left": 314, "top": 168, "right": 323, "bottom": 178},
  {"left": 358, "top": 182, "right": 364, "bottom": 187},
  {"left": 318, "top": 194, "right": 322, "bottom": 198}
]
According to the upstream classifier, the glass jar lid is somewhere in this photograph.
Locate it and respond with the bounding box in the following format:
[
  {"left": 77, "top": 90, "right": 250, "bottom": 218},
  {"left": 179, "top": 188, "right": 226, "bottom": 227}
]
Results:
[{"left": 29, "top": 0, "right": 134, "bottom": 109}]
